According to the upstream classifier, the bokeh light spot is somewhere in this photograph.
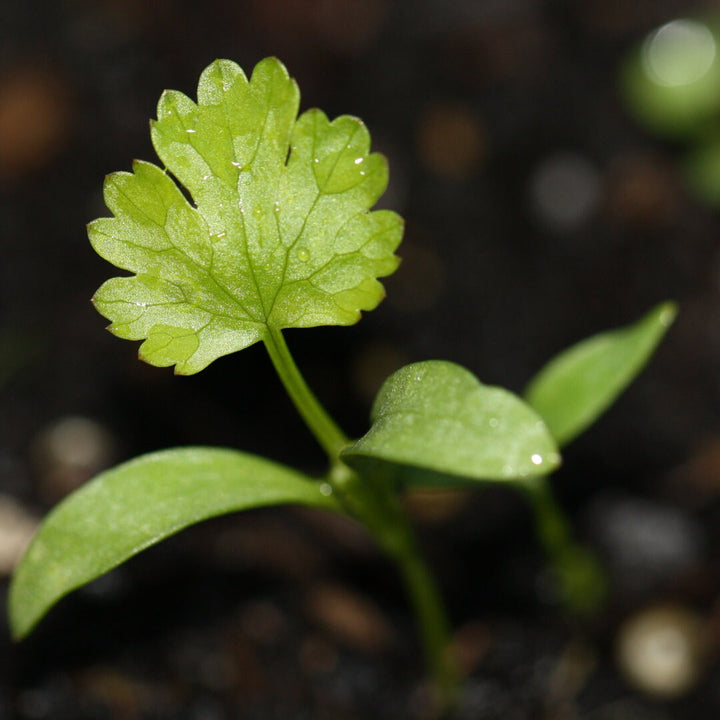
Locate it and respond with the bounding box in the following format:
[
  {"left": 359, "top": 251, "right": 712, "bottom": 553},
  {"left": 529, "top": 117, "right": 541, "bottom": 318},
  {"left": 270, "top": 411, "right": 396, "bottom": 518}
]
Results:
[{"left": 643, "top": 19, "right": 716, "bottom": 88}]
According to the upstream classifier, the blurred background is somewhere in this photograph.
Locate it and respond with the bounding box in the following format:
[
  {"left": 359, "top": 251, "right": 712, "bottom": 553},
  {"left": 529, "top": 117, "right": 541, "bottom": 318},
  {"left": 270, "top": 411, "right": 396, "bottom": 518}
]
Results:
[{"left": 4, "top": 1, "right": 720, "bottom": 718}]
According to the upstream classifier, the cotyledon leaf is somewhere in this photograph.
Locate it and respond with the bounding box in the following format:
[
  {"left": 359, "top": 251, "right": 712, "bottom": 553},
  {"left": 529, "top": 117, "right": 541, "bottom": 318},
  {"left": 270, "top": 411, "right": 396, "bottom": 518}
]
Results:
[
  {"left": 524, "top": 302, "right": 677, "bottom": 448},
  {"left": 89, "top": 57, "right": 403, "bottom": 374},
  {"left": 8, "top": 447, "right": 339, "bottom": 640},
  {"left": 341, "top": 360, "right": 561, "bottom": 487}
]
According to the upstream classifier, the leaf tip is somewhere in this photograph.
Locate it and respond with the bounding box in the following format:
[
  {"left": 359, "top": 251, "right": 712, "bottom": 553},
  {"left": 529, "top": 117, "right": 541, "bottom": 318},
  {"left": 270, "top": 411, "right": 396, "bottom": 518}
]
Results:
[{"left": 656, "top": 300, "right": 679, "bottom": 329}]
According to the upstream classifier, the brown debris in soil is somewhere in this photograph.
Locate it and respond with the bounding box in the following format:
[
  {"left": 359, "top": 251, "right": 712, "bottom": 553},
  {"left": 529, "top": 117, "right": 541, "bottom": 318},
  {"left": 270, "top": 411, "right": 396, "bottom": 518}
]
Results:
[{"left": 305, "top": 581, "right": 396, "bottom": 654}]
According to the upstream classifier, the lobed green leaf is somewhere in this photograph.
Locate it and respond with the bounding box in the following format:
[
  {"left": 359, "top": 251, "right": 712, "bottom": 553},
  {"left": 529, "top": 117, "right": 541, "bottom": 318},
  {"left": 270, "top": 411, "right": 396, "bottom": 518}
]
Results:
[
  {"left": 9, "top": 447, "right": 339, "bottom": 640},
  {"left": 342, "top": 360, "right": 560, "bottom": 487},
  {"left": 524, "top": 302, "right": 677, "bottom": 447},
  {"left": 89, "top": 57, "right": 402, "bottom": 374}
]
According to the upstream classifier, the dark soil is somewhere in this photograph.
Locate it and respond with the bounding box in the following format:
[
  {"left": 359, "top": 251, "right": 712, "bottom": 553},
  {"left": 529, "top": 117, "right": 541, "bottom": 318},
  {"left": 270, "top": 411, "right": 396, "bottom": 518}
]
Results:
[{"left": 3, "top": 1, "right": 720, "bottom": 718}]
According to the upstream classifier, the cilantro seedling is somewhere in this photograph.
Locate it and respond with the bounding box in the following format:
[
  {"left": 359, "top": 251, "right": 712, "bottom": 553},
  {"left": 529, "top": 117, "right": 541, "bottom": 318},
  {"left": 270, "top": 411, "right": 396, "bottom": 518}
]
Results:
[{"left": 8, "top": 58, "right": 676, "bottom": 713}]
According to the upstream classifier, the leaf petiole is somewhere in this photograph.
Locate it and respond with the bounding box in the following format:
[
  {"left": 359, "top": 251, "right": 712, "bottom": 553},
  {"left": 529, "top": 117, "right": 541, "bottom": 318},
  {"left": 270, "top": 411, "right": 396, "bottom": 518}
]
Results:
[
  {"left": 263, "top": 325, "right": 458, "bottom": 711},
  {"left": 519, "top": 475, "right": 606, "bottom": 615},
  {"left": 263, "top": 326, "right": 349, "bottom": 463}
]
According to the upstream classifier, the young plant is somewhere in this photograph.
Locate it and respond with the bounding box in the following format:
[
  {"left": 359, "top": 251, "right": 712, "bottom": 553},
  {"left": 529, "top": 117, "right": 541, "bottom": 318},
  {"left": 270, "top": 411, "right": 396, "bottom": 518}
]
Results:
[{"left": 8, "top": 57, "right": 676, "bottom": 712}]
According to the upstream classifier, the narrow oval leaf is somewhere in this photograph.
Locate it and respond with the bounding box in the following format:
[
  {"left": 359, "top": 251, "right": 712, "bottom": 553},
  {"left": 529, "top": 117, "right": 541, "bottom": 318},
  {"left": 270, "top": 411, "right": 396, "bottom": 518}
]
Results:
[
  {"left": 341, "top": 361, "right": 560, "bottom": 487},
  {"left": 89, "top": 57, "right": 402, "bottom": 374},
  {"left": 524, "top": 302, "right": 677, "bottom": 447},
  {"left": 9, "top": 447, "right": 338, "bottom": 640}
]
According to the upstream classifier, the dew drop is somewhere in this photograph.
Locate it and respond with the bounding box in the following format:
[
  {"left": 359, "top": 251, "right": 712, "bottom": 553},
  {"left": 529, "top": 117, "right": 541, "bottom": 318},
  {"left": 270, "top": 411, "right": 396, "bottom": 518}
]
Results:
[
  {"left": 212, "top": 232, "right": 226, "bottom": 242},
  {"left": 231, "top": 161, "right": 243, "bottom": 169},
  {"left": 319, "top": 483, "right": 333, "bottom": 497},
  {"left": 254, "top": 207, "right": 263, "bottom": 218},
  {"left": 488, "top": 417, "right": 499, "bottom": 429},
  {"left": 531, "top": 454, "right": 543, "bottom": 466},
  {"left": 297, "top": 248, "right": 311, "bottom": 262},
  {"left": 359, "top": 170, "right": 366, "bottom": 176},
  {"left": 313, "top": 158, "right": 320, "bottom": 164},
  {"left": 354, "top": 157, "right": 364, "bottom": 165},
  {"left": 185, "top": 128, "right": 197, "bottom": 134},
  {"left": 274, "top": 202, "right": 281, "bottom": 213}
]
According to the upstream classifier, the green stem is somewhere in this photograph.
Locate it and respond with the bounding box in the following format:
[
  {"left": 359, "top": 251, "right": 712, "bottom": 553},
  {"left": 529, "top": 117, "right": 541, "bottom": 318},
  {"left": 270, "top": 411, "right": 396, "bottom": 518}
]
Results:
[
  {"left": 394, "top": 538, "right": 459, "bottom": 711},
  {"left": 263, "top": 327, "right": 458, "bottom": 712},
  {"left": 263, "top": 327, "right": 349, "bottom": 462},
  {"left": 521, "top": 476, "right": 605, "bottom": 616},
  {"left": 349, "top": 481, "right": 459, "bottom": 712},
  {"left": 522, "top": 476, "right": 571, "bottom": 556}
]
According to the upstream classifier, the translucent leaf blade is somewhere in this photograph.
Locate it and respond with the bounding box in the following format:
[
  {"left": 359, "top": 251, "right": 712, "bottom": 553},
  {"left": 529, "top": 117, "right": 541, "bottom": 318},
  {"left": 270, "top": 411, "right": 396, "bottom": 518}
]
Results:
[
  {"left": 90, "top": 57, "right": 402, "bottom": 374},
  {"left": 9, "top": 447, "right": 338, "bottom": 640},
  {"left": 341, "top": 361, "right": 560, "bottom": 487},
  {"left": 524, "top": 302, "right": 677, "bottom": 447}
]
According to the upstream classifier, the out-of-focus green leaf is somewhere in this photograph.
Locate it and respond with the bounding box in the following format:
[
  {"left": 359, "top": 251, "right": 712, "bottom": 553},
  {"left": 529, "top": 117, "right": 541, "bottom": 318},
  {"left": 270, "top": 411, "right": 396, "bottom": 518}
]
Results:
[
  {"left": 9, "top": 447, "right": 338, "bottom": 640},
  {"left": 621, "top": 18, "right": 720, "bottom": 137},
  {"left": 342, "top": 361, "right": 560, "bottom": 487},
  {"left": 89, "top": 57, "right": 402, "bottom": 374},
  {"left": 684, "top": 134, "right": 720, "bottom": 206},
  {"left": 524, "top": 302, "right": 677, "bottom": 447}
]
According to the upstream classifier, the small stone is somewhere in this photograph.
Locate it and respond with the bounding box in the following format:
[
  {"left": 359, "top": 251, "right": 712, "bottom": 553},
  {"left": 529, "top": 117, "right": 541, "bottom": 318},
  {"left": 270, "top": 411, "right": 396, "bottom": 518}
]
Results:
[
  {"left": 0, "top": 64, "right": 72, "bottom": 182},
  {"left": 529, "top": 152, "right": 601, "bottom": 234},
  {"left": 605, "top": 153, "right": 679, "bottom": 228},
  {"left": 305, "top": 582, "right": 395, "bottom": 654},
  {"left": 588, "top": 494, "right": 702, "bottom": 598},
  {"left": 616, "top": 605, "right": 708, "bottom": 698},
  {"left": 416, "top": 102, "right": 486, "bottom": 181},
  {"left": 238, "top": 600, "right": 288, "bottom": 646},
  {"left": 0, "top": 494, "right": 38, "bottom": 575},
  {"left": 33, "top": 416, "right": 117, "bottom": 502},
  {"left": 449, "top": 621, "right": 492, "bottom": 676}
]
